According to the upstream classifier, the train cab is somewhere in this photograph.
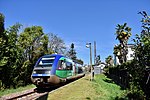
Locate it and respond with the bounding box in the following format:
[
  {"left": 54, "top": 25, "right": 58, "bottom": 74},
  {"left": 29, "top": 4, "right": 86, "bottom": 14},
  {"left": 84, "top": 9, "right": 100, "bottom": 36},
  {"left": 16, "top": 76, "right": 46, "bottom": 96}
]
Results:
[{"left": 31, "top": 54, "right": 85, "bottom": 88}]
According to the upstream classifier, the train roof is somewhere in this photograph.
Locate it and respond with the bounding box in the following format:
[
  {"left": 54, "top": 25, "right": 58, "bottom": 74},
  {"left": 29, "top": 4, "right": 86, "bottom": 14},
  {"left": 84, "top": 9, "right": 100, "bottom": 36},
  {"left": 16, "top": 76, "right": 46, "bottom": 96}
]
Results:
[
  {"left": 41, "top": 54, "right": 74, "bottom": 62},
  {"left": 42, "top": 54, "right": 64, "bottom": 58}
]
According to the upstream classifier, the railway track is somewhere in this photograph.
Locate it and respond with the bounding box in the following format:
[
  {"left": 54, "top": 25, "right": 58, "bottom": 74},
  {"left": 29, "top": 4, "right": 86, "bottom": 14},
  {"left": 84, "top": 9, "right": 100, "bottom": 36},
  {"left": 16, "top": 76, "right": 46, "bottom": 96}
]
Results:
[
  {"left": 0, "top": 74, "right": 85, "bottom": 100},
  {"left": 1, "top": 85, "right": 68, "bottom": 100},
  {"left": 0, "top": 88, "right": 49, "bottom": 100}
]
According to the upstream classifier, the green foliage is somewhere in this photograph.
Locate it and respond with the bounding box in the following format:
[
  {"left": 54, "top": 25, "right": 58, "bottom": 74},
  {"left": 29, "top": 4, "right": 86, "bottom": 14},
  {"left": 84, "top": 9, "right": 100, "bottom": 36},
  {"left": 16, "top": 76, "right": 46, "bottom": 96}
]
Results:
[
  {"left": 128, "top": 82, "right": 145, "bottom": 98},
  {"left": 115, "top": 23, "right": 131, "bottom": 43},
  {"left": 117, "top": 85, "right": 145, "bottom": 100},
  {"left": 66, "top": 43, "right": 84, "bottom": 65},
  {"left": 110, "top": 11, "right": 150, "bottom": 99},
  {"left": 0, "top": 12, "right": 69, "bottom": 91},
  {"left": 104, "top": 55, "right": 113, "bottom": 75},
  {"left": 16, "top": 26, "right": 49, "bottom": 86},
  {"left": 0, "top": 13, "right": 50, "bottom": 89},
  {"left": 0, "top": 13, "right": 7, "bottom": 73},
  {"left": 67, "top": 43, "right": 77, "bottom": 60},
  {"left": 105, "top": 55, "right": 113, "bottom": 66},
  {"left": 74, "top": 59, "right": 84, "bottom": 65},
  {"left": 95, "top": 55, "right": 101, "bottom": 65},
  {"left": 0, "top": 23, "right": 23, "bottom": 89},
  {"left": 113, "top": 44, "right": 122, "bottom": 58},
  {"left": 114, "top": 23, "right": 132, "bottom": 64},
  {"left": 0, "top": 13, "right": 4, "bottom": 34},
  {"left": 133, "top": 11, "right": 150, "bottom": 68},
  {"left": 109, "top": 61, "right": 146, "bottom": 100}
]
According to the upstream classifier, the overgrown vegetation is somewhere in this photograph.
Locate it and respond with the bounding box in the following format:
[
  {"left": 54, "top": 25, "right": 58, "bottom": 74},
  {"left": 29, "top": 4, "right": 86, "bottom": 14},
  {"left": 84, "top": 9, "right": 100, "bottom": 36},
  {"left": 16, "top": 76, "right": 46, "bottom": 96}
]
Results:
[
  {"left": 0, "top": 15, "right": 51, "bottom": 89},
  {"left": 93, "top": 74, "right": 124, "bottom": 100},
  {"left": 107, "top": 11, "right": 150, "bottom": 99}
]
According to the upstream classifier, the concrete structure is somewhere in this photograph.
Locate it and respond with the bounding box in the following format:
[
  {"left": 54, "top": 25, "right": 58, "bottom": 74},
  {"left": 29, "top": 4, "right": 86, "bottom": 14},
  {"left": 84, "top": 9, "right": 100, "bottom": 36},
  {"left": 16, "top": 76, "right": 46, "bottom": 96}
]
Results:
[
  {"left": 94, "top": 63, "right": 106, "bottom": 74},
  {"left": 94, "top": 66, "right": 101, "bottom": 74}
]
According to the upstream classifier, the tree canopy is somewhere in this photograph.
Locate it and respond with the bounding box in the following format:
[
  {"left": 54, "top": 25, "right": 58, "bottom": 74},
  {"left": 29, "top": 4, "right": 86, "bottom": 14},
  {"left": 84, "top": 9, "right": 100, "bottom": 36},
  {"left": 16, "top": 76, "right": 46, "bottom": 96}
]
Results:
[
  {"left": 114, "top": 23, "right": 132, "bottom": 64},
  {"left": 0, "top": 13, "right": 84, "bottom": 89}
]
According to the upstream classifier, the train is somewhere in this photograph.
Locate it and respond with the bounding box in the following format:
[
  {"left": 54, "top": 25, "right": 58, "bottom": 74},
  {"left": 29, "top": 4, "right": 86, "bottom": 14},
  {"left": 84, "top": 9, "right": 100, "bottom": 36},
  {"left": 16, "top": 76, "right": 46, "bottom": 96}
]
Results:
[{"left": 31, "top": 54, "right": 85, "bottom": 88}]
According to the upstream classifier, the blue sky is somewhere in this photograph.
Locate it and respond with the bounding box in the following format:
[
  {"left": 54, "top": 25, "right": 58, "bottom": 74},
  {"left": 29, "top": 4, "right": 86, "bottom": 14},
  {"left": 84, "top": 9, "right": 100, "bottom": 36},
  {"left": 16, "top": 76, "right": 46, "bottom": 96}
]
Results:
[{"left": 0, "top": 0, "right": 150, "bottom": 64}]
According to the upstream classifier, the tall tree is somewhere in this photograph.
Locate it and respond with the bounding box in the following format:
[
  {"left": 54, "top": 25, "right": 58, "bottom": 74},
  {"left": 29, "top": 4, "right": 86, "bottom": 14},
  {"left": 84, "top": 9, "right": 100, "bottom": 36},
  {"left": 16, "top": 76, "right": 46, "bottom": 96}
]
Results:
[
  {"left": 0, "top": 13, "right": 6, "bottom": 88},
  {"left": 67, "top": 43, "right": 77, "bottom": 60},
  {"left": 48, "top": 33, "right": 66, "bottom": 54},
  {"left": 1, "top": 23, "right": 22, "bottom": 88},
  {"left": 115, "top": 23, "right": 131, "bottom": 64},
  {"left": 18, "top": 26, "right": 48, "bottom": 61},
  {"left": 0, "top": 13, "right": 7, "bottom": 68},
  {"left": 133, "top": 11, "right": 150, "bottom": 70},
  {"left": 0, "top": 13, "right": 23, "bottom": 88},
  {"left": 17, "top": 26, "right": 49, "bottom": 85},
  {"left": 124, "top": 11, "right": 150, "bottom": 98}
]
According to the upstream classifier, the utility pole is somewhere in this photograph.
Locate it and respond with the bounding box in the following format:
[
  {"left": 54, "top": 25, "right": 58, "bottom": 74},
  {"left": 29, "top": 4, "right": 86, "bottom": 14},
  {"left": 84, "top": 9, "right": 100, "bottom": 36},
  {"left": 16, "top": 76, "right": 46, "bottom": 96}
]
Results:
[
  {"left": 89, "top": 43, "right": 93, "bottom": 80},
  {"left": 94, "top": 41, "right": 96, "bottom": 65},
  {"left": 86, "top": 43, "right": 93, "bottom": 81}
]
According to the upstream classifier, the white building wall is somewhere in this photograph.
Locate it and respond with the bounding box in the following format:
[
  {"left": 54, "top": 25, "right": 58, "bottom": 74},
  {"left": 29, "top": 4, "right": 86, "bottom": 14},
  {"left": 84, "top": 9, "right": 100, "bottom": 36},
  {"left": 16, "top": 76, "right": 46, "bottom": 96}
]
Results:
[
  {"left": 114, "top": 55, "right": 120, "bottom": 65},
  {"left": 114, "top": 44, "right": 134, "bottom": 65},
  {"left": 126, "top": 47, "right": 134, "bottom": 61}
]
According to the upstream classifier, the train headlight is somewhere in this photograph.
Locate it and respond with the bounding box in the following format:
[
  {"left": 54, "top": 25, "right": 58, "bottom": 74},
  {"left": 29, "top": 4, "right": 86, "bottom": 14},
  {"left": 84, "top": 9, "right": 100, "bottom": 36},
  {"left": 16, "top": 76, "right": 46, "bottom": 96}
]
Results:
[
  {"left": 45, "top": 71, "right": 50, "bottom": 74},
  {"left": 33, "top": 71, "right": 36, "bottom": 74}
]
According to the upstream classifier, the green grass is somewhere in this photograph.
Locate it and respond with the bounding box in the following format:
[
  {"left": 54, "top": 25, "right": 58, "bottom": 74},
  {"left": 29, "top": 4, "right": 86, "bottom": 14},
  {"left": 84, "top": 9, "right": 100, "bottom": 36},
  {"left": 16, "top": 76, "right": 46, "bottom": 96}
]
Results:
[
  {"left": 0, "top": 75, "right": 124, "bottom": 99},
  {"left": 0, "top": 84, "right": 35, "bottom": 97},
  {"left": 93, "top": 74, "right": 124, "bottom": 100},
  {"left": 48, "top": 74, "right": 124, "bottom": 100}
]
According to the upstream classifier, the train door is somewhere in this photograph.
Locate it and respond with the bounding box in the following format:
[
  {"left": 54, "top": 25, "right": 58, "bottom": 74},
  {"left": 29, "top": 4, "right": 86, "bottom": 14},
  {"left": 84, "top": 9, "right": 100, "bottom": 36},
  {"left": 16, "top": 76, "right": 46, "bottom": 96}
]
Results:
[{"left": 73, "top": 63, "right": 78, "bottom": 75}]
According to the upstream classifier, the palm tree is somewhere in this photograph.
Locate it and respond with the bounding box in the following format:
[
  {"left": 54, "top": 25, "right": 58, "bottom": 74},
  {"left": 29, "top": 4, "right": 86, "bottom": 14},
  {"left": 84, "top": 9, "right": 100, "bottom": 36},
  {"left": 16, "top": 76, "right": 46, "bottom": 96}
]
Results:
[
  {"left": 113, "top": 44, "right": 123, "bottom": 64},
  {"left": 115, "top": 23, "right": 131, "bottom": 64},
  {"left": 105, "top": 55, "right": 113, "bottom": 66}
]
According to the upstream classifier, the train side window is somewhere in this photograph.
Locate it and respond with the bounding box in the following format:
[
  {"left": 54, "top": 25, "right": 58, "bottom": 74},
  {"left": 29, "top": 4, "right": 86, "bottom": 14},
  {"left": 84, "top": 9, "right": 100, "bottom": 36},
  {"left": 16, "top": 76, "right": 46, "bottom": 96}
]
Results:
[
  {"left": 70, "top": 63, "right": 73, "bottom": 70},
  {"left": 66, "top": 62, "right": 73, "bottom": 70}
]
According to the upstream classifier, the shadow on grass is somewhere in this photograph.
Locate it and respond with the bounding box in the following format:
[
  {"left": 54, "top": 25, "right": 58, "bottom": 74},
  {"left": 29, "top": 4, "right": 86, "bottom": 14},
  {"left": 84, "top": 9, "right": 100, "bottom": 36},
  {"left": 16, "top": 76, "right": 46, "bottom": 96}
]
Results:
[
  {"left": 104, "top": 78, "right": 126, "bottom": 90},
  {"left": 103, "top": 78, "right": 114, "bottom": 84},
  {"left": 103, "top": 78, "right": 126, "bottom": 91},
  {"left": 86, "top": 97, "right": 91, "bottom": 100},
  {"left": 106, "top": 75, "right": 128, "bottom": 90},
  {"left": 102, "top": 78, "right": 127, "bottom": 100}
]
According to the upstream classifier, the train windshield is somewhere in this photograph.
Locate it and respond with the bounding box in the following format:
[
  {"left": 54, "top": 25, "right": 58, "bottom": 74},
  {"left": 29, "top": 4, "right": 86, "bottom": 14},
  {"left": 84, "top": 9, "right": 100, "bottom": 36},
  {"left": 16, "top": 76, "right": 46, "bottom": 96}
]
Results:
[{"left": 37, "top": 56, "right": 55, "bottom": 67}]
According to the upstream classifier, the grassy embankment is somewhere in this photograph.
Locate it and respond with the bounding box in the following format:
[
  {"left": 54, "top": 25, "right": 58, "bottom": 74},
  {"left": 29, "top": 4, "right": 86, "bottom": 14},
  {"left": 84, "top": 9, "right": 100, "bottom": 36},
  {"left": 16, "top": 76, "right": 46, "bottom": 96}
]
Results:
[
  {"left": 0, "top": 84, "right": 35, "bottom": 97},
  {"left": 48, "top": 74, "right": 125, "bottom": 100},
  {"left": 0, "top": 74, "right": 124, "bottom": 99}
]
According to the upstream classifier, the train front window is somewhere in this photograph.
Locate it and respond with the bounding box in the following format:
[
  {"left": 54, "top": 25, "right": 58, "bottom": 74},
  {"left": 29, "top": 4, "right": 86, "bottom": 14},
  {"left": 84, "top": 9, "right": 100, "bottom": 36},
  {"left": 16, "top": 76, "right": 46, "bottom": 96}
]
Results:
[{"left": 37, "top": 57, "right": 55, "bottom": 67}]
